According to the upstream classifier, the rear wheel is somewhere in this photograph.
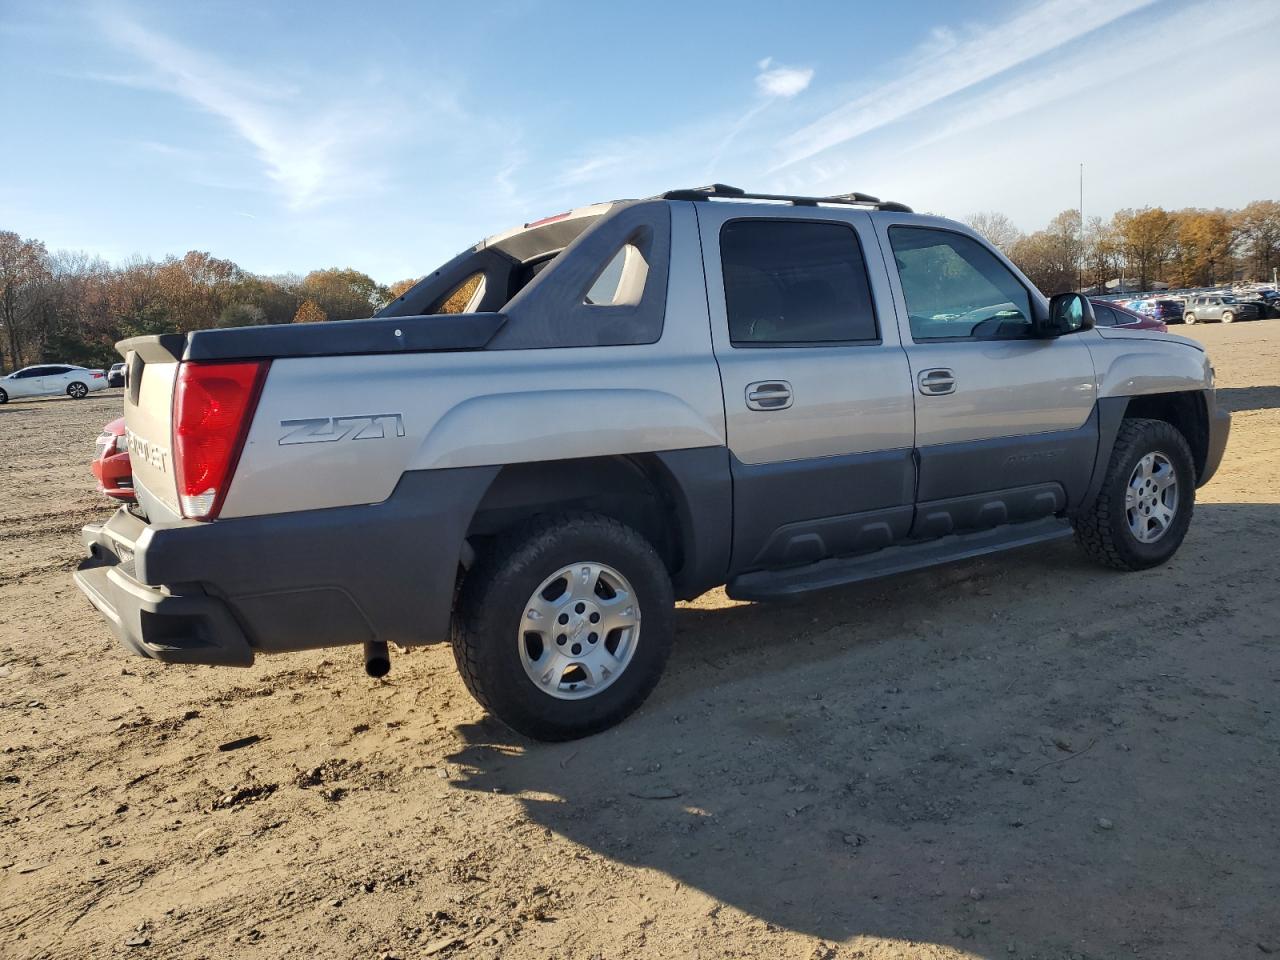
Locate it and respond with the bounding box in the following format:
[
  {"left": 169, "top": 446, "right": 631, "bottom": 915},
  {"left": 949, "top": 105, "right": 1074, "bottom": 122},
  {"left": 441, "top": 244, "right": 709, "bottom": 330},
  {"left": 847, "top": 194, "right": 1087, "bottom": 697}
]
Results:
[
  {"left": 1221, "top": 310, "right": 1234, "bottom": 324},
  {"left": 1184, "top": 313, "right": 1197, "bottom": 325},
  {"left": 1074, "top": 418, "right": 1195, "bottom": 571},
  {"left": 452, "top": 512, "right": 675, "bottom": 741},
  {"left": 67, "top": 381, "right": 88, "bottom": 399}
]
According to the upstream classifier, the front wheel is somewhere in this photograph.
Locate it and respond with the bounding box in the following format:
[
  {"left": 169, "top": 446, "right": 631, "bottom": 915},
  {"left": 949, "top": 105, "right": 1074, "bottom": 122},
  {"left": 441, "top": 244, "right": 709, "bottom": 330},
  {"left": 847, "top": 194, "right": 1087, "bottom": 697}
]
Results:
[
  {"left": 1184, "top": 313, "right": 1197, "bottom": 325},
  {"left": 1074, "top": 418, "right": 1196, "bottom": 571},
  {"left": 67, "top": 381, "right": 88, "bottom": 399},
  {"left": 452, "top": 512, "right": 675, "bottom": 741},
  {"left": 1220, "top": 311, "right": 1235, "bottom": 324},
  {"left": 0, "top": 387, "right": 7, "bottom": 404}
]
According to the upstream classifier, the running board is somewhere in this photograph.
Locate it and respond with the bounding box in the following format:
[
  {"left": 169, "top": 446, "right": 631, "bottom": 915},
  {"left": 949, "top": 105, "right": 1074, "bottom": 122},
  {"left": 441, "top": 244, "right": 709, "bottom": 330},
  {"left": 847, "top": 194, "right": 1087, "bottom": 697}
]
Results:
[{"left": 726, "top": 517, "right": 1073, "bottom": 601}]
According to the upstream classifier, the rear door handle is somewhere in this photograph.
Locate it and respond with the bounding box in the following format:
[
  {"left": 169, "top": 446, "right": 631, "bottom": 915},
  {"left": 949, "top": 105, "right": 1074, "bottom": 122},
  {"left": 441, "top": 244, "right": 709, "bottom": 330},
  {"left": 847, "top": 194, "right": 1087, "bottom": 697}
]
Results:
[
  {"left": 917, "top": 368, "right": 956, "bottom": 396},
  {"left": 745, "top": 380, "right": 793, "bottom": 411}
]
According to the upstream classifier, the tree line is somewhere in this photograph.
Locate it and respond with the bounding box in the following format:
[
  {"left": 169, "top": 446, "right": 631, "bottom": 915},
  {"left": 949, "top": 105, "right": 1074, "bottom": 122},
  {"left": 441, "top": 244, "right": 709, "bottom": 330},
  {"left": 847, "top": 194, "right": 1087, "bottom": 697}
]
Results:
[
  {"left": 4, "top": 198, "right": 1280, "bottom": 370},
  {"left": 965, "top": 200, "right": 1280, "bottom": 296},
  {"left": 0, "top": 237, "right": 420, "bottom": 370}
]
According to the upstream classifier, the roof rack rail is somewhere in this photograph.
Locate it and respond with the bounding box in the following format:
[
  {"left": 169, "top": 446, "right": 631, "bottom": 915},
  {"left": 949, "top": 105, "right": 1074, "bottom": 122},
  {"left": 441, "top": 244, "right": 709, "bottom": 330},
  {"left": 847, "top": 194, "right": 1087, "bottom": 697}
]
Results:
[{"left": 658, "top": 183, "right": 913, "bottom": 213}]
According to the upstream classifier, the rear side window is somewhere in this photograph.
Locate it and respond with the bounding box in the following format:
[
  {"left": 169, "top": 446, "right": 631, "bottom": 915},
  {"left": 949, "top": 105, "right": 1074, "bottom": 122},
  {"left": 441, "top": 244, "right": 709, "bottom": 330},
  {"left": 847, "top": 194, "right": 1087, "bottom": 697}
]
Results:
[
  {"left": 720, "top": 220, "right": 879, "bottom": 345},
  {"left": 1092, "top": 304, "right": 1119, "bottom": 326}
]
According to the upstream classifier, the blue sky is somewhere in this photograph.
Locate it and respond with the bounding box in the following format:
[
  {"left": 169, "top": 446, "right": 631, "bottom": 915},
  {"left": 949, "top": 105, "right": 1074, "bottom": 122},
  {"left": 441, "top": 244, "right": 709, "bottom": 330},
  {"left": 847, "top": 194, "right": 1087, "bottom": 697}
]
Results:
[{"left": 2, "top": 0, "right": 1278, "bottom": 282}]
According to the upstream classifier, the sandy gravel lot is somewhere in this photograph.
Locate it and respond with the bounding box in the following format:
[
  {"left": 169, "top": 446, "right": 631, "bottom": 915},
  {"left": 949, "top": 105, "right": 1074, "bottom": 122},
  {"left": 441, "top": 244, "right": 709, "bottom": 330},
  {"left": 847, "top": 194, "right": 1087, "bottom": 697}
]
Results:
[{"left": 2, "top": 323, "right": 1278, "bottom": 960}]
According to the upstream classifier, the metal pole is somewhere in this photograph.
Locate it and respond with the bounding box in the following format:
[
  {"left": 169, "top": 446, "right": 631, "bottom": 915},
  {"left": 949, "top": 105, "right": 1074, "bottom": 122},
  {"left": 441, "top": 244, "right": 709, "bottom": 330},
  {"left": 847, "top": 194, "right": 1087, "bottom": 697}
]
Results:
[{"left": 1078, "top": 163, "right": 1084, "bottom": 291}]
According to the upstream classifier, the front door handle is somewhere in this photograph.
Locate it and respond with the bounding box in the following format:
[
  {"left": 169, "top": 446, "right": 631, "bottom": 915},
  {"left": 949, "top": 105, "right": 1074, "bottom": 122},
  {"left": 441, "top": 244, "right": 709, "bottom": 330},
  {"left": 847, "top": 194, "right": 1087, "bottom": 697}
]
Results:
[
  {"left": 918, "top": 368, "right": 956, "bottom": 396},
  {"left": 745, "top": 380, "right": 793, "bottom": 411}
]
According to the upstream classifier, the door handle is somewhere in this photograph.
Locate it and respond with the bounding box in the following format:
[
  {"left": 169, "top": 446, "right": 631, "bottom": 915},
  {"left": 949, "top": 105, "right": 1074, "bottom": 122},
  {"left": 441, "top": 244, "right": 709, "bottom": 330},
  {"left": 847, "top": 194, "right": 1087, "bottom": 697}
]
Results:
[
  {"left": 745, "top": 380, "right": 793, "bottom": 411},
  {"left": 918, "top": 368, "right": 956, "bottom": 396}
]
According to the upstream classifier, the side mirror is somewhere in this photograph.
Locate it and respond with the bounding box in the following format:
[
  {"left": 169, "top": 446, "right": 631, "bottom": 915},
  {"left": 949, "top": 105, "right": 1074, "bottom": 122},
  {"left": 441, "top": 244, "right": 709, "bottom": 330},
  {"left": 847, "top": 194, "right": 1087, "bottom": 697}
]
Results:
[{"left": 1044, "top": 292, "right": 1095, "bottom": 337}]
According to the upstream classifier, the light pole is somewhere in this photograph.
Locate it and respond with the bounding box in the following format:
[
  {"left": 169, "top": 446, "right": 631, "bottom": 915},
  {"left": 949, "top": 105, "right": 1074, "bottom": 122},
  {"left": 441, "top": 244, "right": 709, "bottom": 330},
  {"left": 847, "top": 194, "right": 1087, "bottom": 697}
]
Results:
[{"left": 1078, "top": 163, "right": 1084, "bottom": 291}]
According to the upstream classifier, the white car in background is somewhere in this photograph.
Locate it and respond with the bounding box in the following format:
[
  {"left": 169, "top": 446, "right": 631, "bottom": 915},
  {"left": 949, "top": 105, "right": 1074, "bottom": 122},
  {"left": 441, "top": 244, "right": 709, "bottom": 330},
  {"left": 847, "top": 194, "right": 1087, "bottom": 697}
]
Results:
[{"left": 0, "top": 364, "right": 108, "bottom": 403}]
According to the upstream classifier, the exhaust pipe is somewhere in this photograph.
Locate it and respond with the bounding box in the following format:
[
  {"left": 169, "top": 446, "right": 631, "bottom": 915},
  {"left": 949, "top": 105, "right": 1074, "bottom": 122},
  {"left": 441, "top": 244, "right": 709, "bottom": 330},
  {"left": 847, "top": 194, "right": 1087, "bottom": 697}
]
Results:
[{"left": 363, "top": 640, "right": 391, "bottom": 678}]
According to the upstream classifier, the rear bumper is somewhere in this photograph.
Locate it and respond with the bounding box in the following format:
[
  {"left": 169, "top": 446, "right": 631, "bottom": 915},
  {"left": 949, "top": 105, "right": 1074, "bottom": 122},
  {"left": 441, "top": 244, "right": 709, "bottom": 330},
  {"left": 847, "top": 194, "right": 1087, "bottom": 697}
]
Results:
[
  {"left": 73, "top": 467, "right": 499, "bottom": 667},
  {"left": 74, "top": 536, "right": 253, "bottom": 666}
]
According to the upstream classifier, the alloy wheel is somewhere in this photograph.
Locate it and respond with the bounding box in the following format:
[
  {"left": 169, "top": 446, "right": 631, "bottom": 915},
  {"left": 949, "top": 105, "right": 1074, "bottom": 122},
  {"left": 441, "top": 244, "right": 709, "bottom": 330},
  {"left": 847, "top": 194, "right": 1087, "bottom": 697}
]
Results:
[
  {"left": 517, "top": 561, "right": 641, "bottom": 700},
  {"left": 1125, "top": 451, "right": 1179, "bottom": 544}
]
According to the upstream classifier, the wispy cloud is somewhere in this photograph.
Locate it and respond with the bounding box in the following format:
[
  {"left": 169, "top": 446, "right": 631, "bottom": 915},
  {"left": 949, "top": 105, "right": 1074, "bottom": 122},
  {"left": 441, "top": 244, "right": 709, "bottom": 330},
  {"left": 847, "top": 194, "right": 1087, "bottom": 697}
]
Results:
[
  {"left": 94, "top": 6, "right": 399, "bottom": 209},
  {"left": 754, "top": 57, "right": 814, "bottom": 99},
  {"left": 705, "top": 57, "right": 816, "bottom": 179},
  {"left": 906, "top": 0, "right": 1277, "bottom": 154},
  {"left": 768, "top": 0, "right": 1280, "bottom": 232},
  {"left": 771, "top": 0, "right": 1156, "bottom": 170}
]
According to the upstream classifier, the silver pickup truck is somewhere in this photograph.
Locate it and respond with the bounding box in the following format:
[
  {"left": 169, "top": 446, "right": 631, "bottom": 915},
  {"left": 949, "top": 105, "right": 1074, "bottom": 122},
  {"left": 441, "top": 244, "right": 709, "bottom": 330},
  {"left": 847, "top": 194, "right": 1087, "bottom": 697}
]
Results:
[{"left": 75, "top": 184, "right": 1230, "bottom": 741}]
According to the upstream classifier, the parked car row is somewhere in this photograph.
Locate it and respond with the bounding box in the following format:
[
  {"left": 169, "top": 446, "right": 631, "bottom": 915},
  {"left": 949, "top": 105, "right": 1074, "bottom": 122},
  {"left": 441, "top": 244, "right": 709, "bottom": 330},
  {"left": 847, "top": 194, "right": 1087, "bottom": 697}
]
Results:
[
  {"left": 1114, "top": 290, "right": 1280, "bottom": 323},
  {"left": 0, "top": 364, "right": 109, "bottom": 403},
  {"left": 1091, "top": 299, "right": 1167, "bottom": 332},
  {"left": 1183, "top": 294, "right": 1265, "bottom": 324},
  {"left": 1120, "top": 298, "right": 1184, "bottom": 324}
]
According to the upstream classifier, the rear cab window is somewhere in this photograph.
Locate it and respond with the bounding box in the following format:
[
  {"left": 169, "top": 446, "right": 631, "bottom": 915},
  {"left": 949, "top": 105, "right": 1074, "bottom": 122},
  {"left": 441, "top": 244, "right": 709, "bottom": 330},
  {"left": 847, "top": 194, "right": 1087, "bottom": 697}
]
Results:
[{"left": 719, "top": 219, "right": 879, "bottom": 346}]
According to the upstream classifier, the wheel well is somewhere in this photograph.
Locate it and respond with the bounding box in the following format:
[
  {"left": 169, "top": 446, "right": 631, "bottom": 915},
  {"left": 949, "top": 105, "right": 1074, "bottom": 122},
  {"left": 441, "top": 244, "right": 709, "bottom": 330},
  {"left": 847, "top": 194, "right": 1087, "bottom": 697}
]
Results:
[
  {"left": 464, "top": 455, "right": 686, "bottom": 575},
  {"left": 1124, "top": 391, "right": 1208, "bottom": 479}
]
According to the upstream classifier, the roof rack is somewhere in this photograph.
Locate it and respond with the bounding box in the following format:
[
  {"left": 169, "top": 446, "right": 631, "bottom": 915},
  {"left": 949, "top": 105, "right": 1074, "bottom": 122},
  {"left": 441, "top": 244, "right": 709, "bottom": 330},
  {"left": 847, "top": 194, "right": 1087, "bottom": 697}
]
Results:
[{"left": 658, "top": 183, "right": 913, "bottom": 213}]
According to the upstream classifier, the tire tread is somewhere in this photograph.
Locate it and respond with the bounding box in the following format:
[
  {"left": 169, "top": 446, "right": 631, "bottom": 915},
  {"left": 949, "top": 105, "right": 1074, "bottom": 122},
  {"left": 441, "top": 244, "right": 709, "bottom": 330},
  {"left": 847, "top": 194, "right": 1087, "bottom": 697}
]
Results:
[
  {"left": 451, "top": 511, "right": 673, "bottom": 741},
  {"left": 1074, "top": 418, "right": 1194, "bottom": 571}
]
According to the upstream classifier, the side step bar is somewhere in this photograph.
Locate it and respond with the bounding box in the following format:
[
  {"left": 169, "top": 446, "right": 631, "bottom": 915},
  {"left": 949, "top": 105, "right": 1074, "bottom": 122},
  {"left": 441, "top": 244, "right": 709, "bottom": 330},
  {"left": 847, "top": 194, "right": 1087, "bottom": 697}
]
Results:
[{"left": 726, "top": 517, "right": 1073, "bottom": 601}]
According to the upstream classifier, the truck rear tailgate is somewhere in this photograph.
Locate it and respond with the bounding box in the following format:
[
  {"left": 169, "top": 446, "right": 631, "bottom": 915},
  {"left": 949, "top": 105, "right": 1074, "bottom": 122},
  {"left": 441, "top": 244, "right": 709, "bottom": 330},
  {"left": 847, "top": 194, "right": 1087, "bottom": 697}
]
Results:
[{"left": 121, "top": 341, "right": 182, "bottom": 518}]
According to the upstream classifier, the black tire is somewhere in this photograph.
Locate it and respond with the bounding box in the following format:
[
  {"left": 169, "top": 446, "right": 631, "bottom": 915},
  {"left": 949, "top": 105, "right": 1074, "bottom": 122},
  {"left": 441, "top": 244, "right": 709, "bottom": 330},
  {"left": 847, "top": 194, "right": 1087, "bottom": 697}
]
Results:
[
  {"left": 1073, "top": 418, "right": 1196, "bottom": 571},
  {"left": 0, "top": 388, "right": 7, "bottom": 404},
  {"left": 67, "top": 381, "right": 88, "bottom": 399},
  {"left": 451, "top": 512, "right": 675, "bottom": 741}
]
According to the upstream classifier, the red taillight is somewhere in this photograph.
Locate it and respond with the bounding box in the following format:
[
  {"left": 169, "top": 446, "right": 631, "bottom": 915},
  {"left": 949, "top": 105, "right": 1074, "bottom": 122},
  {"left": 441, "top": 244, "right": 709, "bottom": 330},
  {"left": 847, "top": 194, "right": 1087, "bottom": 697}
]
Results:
[{"left": 172, "top": 360, "right": 268, "bottom": 520}]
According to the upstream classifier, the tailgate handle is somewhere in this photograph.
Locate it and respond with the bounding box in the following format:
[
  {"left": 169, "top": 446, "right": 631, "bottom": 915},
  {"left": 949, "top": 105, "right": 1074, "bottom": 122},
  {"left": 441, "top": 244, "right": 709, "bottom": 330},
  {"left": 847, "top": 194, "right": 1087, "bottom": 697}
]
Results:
[{"left": 745, "top": 381, "right": 793, "bottom": 411}]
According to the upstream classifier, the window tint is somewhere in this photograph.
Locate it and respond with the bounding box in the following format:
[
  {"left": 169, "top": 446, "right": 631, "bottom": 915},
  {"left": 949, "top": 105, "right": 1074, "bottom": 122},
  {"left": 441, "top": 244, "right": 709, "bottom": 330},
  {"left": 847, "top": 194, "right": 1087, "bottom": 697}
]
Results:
[
  {"left": 14, "top": 367, "right": 42, "bottom": 379},
  {"left": 1092, "top": 304, "right": 1119, "bottom": 326},
  {"left": 435, "top": 272, "right": 485, "bottom": 314},
  {"left": 584, "top": 243, "right": 648, "bottom": 306},
  {"left": 889, "top": 227, "right": 1033, "bottom": 341},
  {"left": 720, "top": 220, "right": 878, "bottom": 345}
]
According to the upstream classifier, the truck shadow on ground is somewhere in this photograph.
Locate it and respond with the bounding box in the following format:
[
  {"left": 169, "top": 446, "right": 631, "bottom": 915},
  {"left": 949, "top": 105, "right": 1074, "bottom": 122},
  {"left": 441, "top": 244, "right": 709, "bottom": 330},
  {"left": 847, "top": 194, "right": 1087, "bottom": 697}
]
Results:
[
  {"left": 1213, "top": 384, "right": 1280, "bottom": 412},
  {"left": 444, "top": 503, "right": 1279, "bottom": 957}
]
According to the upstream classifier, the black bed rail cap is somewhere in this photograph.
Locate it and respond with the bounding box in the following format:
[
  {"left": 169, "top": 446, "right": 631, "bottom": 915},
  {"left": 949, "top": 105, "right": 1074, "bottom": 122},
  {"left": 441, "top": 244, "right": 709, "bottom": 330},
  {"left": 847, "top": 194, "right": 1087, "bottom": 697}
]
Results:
[{"left": 118, "top": 313, "right": 507, "bottom": 364}]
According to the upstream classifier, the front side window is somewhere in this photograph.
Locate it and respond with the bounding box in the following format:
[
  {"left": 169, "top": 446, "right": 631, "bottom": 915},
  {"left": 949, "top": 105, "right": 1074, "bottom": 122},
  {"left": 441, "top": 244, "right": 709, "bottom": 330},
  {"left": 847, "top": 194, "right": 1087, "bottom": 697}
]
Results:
[
  {"left": 889, "top": 227, "right": 1033, "bottom": 341},
  {"left": 720, "top": 219, "right": 879, "bottom": 345}
]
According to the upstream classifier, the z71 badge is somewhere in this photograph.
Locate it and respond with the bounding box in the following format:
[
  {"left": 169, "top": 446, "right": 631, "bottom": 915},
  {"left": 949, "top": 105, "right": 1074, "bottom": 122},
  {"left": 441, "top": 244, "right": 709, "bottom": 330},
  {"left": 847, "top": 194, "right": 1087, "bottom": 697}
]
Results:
[{"left": 278, "top": 413, "right": 405, "bottom": 445}]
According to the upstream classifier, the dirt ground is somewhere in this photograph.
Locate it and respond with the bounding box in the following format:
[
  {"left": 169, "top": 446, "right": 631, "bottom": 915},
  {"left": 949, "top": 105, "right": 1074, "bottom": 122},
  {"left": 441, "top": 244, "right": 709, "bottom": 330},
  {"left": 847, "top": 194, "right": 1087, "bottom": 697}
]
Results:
[{"left": 1, "top": 323, "right": 1278, "bottom": 960}]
